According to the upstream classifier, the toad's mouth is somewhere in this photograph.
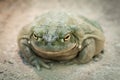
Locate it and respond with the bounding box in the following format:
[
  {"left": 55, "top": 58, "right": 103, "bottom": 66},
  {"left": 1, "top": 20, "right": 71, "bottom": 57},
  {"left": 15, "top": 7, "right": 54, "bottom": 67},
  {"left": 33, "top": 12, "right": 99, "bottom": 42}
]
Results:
[{"left": 30, "top": 43, "right": 79, "bottom": 59}]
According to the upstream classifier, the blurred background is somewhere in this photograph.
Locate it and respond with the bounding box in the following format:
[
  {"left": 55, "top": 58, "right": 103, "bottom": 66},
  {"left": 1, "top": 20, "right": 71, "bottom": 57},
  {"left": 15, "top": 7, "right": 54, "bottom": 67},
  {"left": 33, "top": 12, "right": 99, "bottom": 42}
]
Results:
[{"left": 0, "top": 0, "right": 120, "bottom": 80}]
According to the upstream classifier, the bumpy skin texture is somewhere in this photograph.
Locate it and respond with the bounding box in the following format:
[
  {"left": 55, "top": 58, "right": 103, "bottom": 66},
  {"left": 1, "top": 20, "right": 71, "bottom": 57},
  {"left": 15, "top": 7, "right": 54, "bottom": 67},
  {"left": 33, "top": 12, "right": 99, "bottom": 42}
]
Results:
[{"left": 18, "top": 12, "right": 105, "bottom": 70}]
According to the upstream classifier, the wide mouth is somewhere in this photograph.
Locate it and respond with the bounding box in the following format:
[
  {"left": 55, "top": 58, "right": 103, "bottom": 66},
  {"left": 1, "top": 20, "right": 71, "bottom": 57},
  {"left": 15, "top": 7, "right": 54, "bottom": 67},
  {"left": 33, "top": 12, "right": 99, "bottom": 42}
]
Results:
[{"left": 31, "top": 43, "right": 77, "bottom": 55}]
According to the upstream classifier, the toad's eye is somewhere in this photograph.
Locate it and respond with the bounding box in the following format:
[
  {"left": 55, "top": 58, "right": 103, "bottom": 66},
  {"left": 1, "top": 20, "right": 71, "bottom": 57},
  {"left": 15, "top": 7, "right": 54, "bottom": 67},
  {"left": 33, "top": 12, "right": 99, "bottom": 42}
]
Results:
[
  {"left": 33, "top": 34, "right": 38, "bottom": 40},
  {"left": 64, "top": 34, "right": 71, "bottom": 41}
]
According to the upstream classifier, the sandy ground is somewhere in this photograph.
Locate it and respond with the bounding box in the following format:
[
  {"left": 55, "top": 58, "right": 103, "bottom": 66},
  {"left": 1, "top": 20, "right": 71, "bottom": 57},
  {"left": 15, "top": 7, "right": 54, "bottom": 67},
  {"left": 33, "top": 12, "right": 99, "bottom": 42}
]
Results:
[{"left": 0, "top": 0, "right": 120, "bottom": 80}]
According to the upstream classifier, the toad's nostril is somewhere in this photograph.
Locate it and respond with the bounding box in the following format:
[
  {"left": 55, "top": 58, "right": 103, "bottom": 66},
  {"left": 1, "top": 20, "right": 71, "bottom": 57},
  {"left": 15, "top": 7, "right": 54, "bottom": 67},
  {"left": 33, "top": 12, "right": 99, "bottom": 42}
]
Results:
[
  {"left": 46, "top": 42, "right": 55, "bottom": 46},
  {"left": 47, "top": 42, "right": 52, "bottom": 46}
]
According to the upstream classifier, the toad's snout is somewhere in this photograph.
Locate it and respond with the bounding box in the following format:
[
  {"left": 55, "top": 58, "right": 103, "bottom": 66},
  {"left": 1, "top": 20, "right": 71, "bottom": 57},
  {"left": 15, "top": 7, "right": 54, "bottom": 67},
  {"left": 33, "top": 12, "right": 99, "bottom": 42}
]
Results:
[{"left": 43, "top": 34, "right": 58, "bottom": 43}]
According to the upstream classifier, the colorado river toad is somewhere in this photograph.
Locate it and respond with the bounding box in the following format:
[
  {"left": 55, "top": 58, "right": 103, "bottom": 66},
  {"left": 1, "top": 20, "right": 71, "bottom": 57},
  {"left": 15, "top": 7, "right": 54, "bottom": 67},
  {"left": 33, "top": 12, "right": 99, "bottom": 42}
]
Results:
[{"left": 18, "top": 12, "right": 105, "bottom": 70}]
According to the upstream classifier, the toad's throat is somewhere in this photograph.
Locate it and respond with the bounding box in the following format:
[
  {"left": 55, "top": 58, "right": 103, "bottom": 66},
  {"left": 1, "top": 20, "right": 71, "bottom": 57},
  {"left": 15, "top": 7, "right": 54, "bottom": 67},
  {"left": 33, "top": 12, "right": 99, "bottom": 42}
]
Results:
[{"left": 31, "top": 43, "right": 79, "bottom": 60}]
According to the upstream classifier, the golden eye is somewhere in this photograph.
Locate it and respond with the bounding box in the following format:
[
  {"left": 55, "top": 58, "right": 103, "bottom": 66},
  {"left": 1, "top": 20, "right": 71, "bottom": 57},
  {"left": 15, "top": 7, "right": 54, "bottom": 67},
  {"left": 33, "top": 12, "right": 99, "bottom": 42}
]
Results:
[
  {"left": 64, "top": 34, "right": 71, "bottom": 41},
  {"left": 33, "top": 34, "right": 38, "bottom": 40}
]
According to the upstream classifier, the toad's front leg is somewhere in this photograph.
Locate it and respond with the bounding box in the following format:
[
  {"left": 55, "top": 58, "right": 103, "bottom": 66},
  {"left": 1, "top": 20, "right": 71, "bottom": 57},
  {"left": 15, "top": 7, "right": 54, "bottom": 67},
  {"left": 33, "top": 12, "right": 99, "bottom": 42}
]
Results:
[
  {"left": 18, "top": 38, "right": 50, "bottom": 70},
  {"left": 77, "top": 38, "right": 96, "bottom": 64}
]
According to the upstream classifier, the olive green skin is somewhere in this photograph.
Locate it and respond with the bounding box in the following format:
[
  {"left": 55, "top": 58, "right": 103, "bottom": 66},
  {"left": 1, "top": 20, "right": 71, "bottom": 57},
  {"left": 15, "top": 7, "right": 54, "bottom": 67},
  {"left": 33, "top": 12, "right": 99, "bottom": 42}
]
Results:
[{"left": 18, "top": 12, "right": 105, "bottom": 70}]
